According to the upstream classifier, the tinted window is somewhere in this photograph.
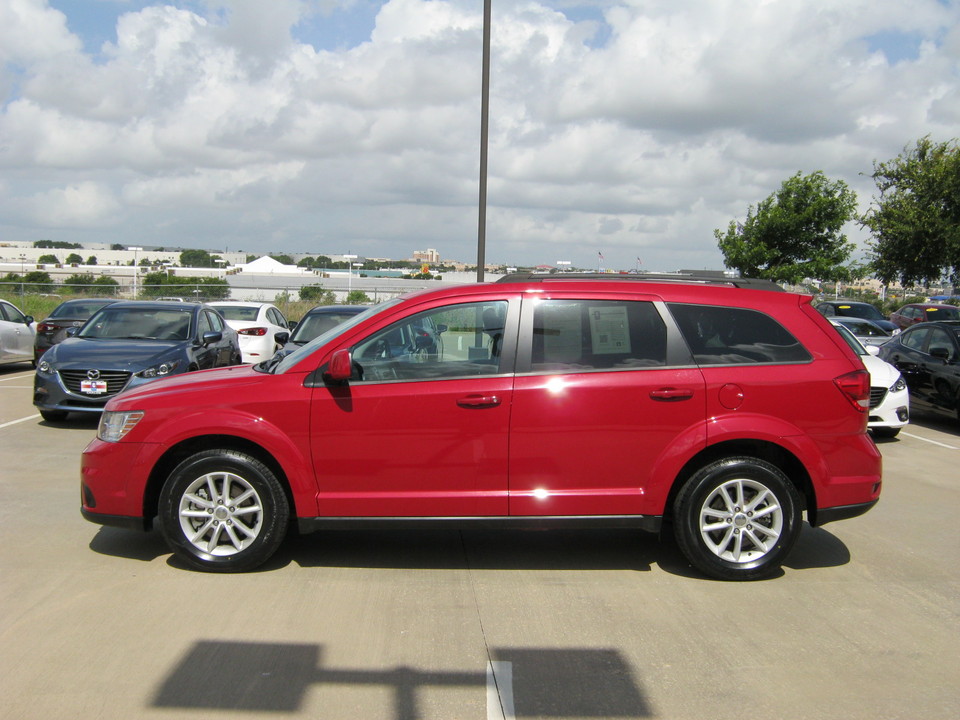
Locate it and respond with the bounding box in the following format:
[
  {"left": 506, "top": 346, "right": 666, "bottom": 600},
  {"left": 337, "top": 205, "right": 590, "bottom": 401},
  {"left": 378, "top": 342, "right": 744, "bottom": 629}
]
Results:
[
  {"left": 197, "top": 310, "right": 212, "bottom": 336},
  {"left": 353, "top": 301, "right": 508, "bottom": 382},
  {"left": 924, "top": 306, "right": 960, "bottom": 320},
  {"left": 668, "top": 303, "right": 811, "bottom": 365},
  {"left": 901, "top": 327, "right": 929, "bottom": 351},
  {"left": 927, "top": 328, "right": 957, "bottom": 359},
  {"left": 206, "top": 310, "right": 224, "bottom": 332},
  {"left": 530, "top": 300, "right": 666, "bottom": 371},
  {"left": 216, "top": 305, "right": 259, "bottom": 321}
]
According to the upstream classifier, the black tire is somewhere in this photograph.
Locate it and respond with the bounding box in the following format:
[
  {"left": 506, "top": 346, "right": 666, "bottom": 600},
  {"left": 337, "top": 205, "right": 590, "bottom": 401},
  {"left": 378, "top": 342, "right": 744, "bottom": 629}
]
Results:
[
  {"left": 158, "top": 449, "right": 289, "bottom": 572},
  {"left": 674, "top": 457, "right": 802, "bottom": 581},
  {"left": 39, "top": 409, "right": 68, "bottom": 422},
  {"left": 871, "top": 427, "right": 901, "bottom": 439}
]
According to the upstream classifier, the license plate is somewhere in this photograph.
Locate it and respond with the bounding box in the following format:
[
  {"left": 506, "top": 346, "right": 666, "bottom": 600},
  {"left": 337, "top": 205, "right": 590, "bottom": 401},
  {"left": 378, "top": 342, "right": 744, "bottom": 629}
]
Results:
[{"left": 81, "top": 380, "right": 108, "bottom": 394}]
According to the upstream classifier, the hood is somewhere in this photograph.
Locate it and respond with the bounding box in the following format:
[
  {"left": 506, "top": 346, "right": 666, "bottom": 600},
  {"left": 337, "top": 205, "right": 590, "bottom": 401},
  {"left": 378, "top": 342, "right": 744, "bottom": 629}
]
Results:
[
  {"left": 46, "top": 337, "right": 184, "bottom": 370},
  {"left": 861, "top": 353, "right": 901, "bottom": 388},
  {"left": 105, "top": 364, "right": 259, "bottom": 408}
]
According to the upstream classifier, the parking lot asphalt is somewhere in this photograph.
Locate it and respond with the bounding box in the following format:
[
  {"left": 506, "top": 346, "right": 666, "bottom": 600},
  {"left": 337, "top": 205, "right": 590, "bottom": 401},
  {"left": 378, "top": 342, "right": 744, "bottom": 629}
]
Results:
[{"left": 1, "top": 364, "right": 957, "bottom": 720}]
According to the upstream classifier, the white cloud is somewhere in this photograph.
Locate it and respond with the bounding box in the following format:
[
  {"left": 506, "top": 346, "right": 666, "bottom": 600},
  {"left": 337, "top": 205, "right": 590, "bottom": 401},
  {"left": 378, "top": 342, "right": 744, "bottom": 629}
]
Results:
[{"left": 0, "top": 0, "right": 957, "bottom": 270}]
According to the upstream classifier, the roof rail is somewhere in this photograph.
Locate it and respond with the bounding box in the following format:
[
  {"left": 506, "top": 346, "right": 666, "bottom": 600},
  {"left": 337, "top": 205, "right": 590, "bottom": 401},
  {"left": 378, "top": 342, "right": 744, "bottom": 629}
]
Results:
[{"left": 494, "top": 272, "right": 786, "bottom": 292}]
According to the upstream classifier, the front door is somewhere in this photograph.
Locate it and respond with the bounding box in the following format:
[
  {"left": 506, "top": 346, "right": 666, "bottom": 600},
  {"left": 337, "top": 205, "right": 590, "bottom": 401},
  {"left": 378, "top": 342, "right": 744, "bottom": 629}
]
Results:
[{"left": 309, "top": 299, "right": 517, "bottom": 517}]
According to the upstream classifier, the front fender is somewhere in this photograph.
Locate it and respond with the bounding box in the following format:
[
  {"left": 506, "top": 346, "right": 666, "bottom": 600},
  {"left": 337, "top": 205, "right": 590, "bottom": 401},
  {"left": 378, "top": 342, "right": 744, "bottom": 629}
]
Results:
[{"left": 147, "top": 407, "right": 318, "bottom": 515}]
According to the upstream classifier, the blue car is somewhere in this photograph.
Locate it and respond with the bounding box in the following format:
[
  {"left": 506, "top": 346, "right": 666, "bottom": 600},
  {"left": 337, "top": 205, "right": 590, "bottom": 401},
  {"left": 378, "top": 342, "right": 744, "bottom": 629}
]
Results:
[{"left": 34, "top": 301, "right": 241, "bottom": 422}]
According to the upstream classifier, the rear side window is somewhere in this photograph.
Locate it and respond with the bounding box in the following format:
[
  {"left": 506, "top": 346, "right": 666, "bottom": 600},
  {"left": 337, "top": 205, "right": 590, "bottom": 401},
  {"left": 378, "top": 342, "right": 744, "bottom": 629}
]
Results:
[
  {"left": 531, "top": 300, "right": 667, "bottom": 371},
  {"left": 668, "top": 303, "right": 811, "bottom": 365}
]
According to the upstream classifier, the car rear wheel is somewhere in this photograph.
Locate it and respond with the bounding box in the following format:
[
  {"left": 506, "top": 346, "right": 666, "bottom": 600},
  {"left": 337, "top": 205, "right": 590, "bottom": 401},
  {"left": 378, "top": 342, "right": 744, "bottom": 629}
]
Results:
[
  {"left": 674, "top": 457, "right": 801, "bottom": 581},
  {"left": 159, "top": 449, "right": 289, "bottom": 572}
]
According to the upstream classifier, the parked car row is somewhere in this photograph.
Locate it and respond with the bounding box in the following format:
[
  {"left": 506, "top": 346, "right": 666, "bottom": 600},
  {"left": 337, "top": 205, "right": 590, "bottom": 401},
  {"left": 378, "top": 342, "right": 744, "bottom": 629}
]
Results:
[{"left": 0, "top": 296, "right": 368, "bottom": 419}]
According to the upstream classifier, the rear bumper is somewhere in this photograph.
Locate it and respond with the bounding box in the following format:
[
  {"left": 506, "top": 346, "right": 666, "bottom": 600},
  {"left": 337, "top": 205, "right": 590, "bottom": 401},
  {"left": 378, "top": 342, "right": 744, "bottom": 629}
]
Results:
[{"left": 810, "top": 499, "right": 878, "bottom": 526}]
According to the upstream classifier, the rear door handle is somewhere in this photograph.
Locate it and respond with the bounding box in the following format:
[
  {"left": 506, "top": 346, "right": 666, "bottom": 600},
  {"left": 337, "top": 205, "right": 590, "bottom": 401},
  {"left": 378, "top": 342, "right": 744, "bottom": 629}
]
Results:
[
  {"left": 457, "top": 394, "right": 501, "bottom": 409},
  {"left": 650, "top": 387, "right": 694, "bottom": 402}
]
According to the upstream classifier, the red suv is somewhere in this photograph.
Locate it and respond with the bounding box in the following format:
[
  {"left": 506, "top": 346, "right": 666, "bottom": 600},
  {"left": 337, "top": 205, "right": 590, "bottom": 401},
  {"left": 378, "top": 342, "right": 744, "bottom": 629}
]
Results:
[{"left": 81, "top": 274, "right": 881, "bottom": 580}]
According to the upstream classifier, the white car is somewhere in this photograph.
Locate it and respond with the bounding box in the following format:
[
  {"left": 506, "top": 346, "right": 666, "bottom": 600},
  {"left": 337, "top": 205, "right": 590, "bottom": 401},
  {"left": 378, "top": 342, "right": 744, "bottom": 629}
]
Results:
[
  {"left": 0, "top": 299, "right": 36, "bottom": 367},
  {"left": 208, "top": 302, "right": 290, "bottom": 364},
  {"left": 831, "top": 320, "right": 909, "bottom": 438}
]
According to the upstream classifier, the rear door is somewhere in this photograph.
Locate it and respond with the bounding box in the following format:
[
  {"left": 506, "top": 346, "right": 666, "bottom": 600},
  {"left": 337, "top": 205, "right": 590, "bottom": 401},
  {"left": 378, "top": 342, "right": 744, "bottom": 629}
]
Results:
[{"left": 508, "top": 293, "right": 705, "bottom": 517}]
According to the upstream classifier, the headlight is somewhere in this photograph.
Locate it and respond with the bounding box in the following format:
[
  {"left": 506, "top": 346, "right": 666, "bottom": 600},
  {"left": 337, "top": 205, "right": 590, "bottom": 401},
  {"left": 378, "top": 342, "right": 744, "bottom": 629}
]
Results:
[
  {"left": 891, "top": 375, "right": 907, "bottom": 393},
  {"left": 137, "top": 360, "right": 181, "bottom": 378},
  {"left": 98, "top": 410, "right": 145, "bottom": 442}
]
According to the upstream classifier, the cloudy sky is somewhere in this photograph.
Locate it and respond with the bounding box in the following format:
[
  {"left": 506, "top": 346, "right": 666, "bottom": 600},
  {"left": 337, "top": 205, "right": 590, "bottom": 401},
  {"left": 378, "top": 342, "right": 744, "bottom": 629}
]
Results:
[{"left": 1, "top": 0, "right": 958, "bottom": 271}]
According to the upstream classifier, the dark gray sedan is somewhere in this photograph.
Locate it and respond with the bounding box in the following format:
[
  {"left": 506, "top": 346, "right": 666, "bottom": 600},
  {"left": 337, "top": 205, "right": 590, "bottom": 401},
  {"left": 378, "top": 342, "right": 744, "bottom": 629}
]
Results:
[{"left": 33, "top": 301, "right": 241, "bottom": 422}]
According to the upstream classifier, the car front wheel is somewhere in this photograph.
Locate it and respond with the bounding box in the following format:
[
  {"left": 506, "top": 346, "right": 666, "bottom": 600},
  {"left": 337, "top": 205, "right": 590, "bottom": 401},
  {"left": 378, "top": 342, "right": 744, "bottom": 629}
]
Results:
[
  {"left": 159, "top": 449, "right": 289, "bottom": 572},
  {"left": 674, "top": 457, "right": 801, "bottom": 581}
]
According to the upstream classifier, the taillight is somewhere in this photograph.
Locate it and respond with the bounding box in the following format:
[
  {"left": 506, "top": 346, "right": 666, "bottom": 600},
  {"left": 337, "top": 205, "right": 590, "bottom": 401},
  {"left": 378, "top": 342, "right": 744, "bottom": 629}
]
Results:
[
  {"left": 37, "top": 322, "right": 57, "bottom": 333},
  {"left": 834, "top": 370, "right": 870, "bottom": 412},
  {"left": 239, "top": 327, "right": 268, "bottom": 336}
]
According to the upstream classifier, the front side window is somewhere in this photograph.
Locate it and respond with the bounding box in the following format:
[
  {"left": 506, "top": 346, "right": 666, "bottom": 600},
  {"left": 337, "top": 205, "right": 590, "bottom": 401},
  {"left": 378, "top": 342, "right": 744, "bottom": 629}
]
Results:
[
  {"left": 530, "top": 299, "right": 667, "bottom": 371},
  {"left": 352, "top": 301, "right": 509, "bottom": 382},
  {"left": 927, "top": 328, "right": 957, "bottom": 359},
  {"left": 668, "top": 303, "right": 811, "bottom": 365},
  {"left": 902, "top": 327, "right": 929, "bottom": 351}
]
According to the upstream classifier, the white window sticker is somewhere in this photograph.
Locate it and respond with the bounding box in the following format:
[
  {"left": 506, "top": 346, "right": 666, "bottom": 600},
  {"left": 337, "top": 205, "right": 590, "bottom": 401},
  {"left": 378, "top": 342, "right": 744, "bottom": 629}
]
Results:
[{"left": 589, "top": 305, "right": 630, "bottom": 355}]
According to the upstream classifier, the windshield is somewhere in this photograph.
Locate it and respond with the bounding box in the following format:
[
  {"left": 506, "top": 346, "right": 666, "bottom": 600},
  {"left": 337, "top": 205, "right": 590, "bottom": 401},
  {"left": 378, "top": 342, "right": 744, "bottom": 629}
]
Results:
[
  {"left": 835, "top": 303, "right": 885, "bottom": 321},
  {"left": 838, "top": 318, "right": 889, "bottom": 337},
  {"left": 832, "top": 323, "right": 867, "bottom": 356},
  {"left": 79, "top": 307, "right": 193, "bottom": 340},
  {"left": 214, "top": 305, "right": 260, "bottom": 321},
  {"left": 270, "top": 299, "right": 402, "bottom": 374},
  {"left": 50, "top": 300, "right": 113, "bottom": 319},
  {"left": 923, "top": 305, "right": 960, "bottom": 319},
  {"left": 289, "top": 310, "right": 365, "bottom": 344}
]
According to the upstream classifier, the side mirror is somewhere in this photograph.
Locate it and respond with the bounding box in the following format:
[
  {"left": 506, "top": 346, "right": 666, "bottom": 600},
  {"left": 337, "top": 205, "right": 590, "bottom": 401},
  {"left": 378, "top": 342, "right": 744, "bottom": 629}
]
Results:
[
  {"left": 931, "top": 347, "right": 950, "bottom": 361},
  {"left": 66, "top": 326, "right": 80, "bottom": 337},
  {"left": 866, "top": 345, "right": 880, "bottom": 356},
  {"left": 436, "top": 323, "right": 448, "bottom": 334},
  {"left": 24, "top": 315, "right": 34, "bottom": 325},
  {"left": 201, "top": 331, "right": 222, "bottom": 346},
  {"left": 325, "top": 348, "right": 353, "bottom": 383},
  {"left": 274, "top": 331, "right": 290, "bottom": 345}
]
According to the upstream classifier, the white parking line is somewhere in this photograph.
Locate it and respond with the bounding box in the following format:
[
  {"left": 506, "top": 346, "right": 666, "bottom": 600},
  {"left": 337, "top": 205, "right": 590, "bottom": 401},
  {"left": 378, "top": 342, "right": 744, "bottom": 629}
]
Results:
[
  {"left": 0, "top": 414, "right": 40, "bottom": 430},
  {"left": 0, "top": 372, "right": 33, "bottom": 382},
  {"left": 487, "top": 661, "right": 515, "bottom": 720},
  {"left": 901, "top": 431, "right": 958, "bottom": 450}
]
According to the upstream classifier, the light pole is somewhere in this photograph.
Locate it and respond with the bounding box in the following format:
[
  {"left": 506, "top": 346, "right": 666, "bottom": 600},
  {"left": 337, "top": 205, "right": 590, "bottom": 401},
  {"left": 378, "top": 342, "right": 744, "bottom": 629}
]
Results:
[
  {"left": 476, "top": 0, "right": 491, "bottom": 283},
  {"left": 19, "top": 254, "right": 26, "bottom": 299},
  {"left": 343, "top": 254, "right": 357, "bottom": 296},
  {"left": 128, "top": 246, "right": 143, "bottom": 298}
]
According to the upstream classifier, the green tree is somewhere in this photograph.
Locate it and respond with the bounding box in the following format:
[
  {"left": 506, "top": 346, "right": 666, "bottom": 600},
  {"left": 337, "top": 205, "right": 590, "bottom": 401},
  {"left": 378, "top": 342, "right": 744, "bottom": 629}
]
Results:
[
  {"left": 86, "top": 256, "right": 98, "bottom": 265},
  {"left": 66, "top": 253, "right": 83, "bottom": 264},
  {"left": 862, "top": 137, "right": 960, "bottom": 286},
  {"left": 299, "top": 284, "right": 335, "bottom": 304},
  {"left": 179, "top": 249, "right": 214, "bottom": 267},
  {"left": 38, "top": 254, "right": 59, "bottom": 264},
  {"left": 346, "top": 290, "right": 371, "bottom": 304},
  {"left": 716, "top": 171, "right": 858, "bottom": 284},
  {"left": 270, "top": 254, "right": 295, "bottom": 265}
]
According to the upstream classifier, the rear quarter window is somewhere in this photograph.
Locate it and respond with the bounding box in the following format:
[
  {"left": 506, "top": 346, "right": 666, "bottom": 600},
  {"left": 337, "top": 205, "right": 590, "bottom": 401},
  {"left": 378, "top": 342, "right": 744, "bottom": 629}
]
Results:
[{"left": 668, "top": 303, "right": 812, "bottom": 365}]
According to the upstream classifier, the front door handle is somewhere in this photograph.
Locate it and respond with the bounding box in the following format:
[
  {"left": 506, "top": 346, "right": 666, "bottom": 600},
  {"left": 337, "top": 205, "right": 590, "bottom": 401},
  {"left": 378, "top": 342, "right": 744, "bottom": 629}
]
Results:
[
  {"left": 650, "top": 387, "right": 694, "bottom": 402},
  {"left": 457, "top": 394, "right": 501, "bottom": 409}
]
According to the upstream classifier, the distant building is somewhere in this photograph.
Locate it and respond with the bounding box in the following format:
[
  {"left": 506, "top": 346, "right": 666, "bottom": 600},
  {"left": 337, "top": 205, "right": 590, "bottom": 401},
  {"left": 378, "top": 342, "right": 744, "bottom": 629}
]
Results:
[{"left": 413, "top": 249, "right": 440, "bottom": 263}]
